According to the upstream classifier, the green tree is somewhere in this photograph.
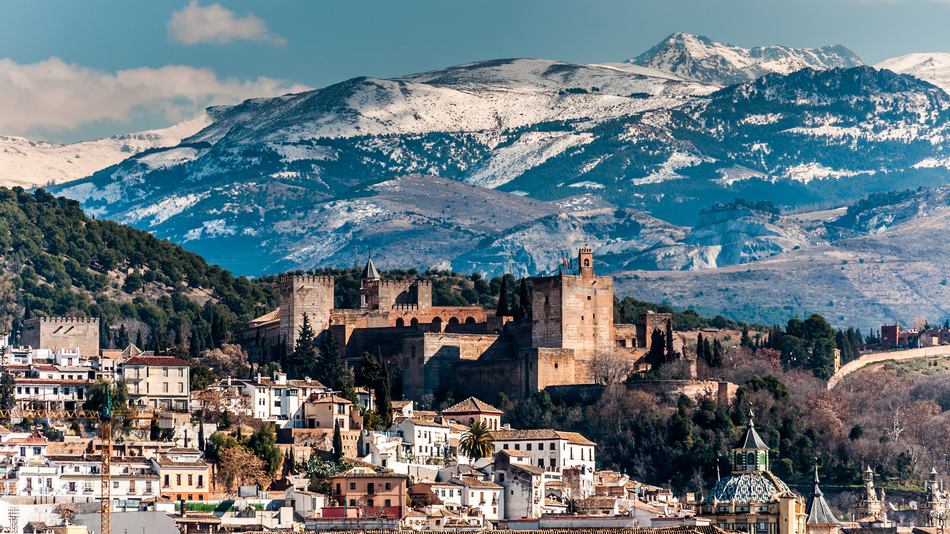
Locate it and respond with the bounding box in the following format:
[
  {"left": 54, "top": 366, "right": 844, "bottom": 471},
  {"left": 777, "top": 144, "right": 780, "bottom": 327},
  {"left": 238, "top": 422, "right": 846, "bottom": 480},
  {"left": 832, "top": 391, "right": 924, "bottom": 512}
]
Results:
[
  {"left": 496, "top": 276, "right": 510, "bottom": 317},
  {"left": 288, "top": 313, "right": 317, "bottom": 379},
  {"left": 246, "top": 423, "right": 282, "bottom": 477},
  {"left": 517, "top": 278, "right": 532, "bottom": 321}
]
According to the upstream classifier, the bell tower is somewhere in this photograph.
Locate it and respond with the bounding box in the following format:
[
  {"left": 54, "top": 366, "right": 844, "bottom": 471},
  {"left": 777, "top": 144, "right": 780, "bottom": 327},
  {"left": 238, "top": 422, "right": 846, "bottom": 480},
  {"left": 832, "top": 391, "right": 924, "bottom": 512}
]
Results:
[{"left": 578, "top": 247, "right": 594, "bottom": 279}]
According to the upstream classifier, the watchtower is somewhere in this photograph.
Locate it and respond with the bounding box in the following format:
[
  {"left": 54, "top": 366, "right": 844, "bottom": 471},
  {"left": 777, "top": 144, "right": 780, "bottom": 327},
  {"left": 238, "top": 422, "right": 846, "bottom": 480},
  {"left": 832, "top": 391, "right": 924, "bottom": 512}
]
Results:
[{"left": 279, "top": 275, "right": 335, "bottom": 349}]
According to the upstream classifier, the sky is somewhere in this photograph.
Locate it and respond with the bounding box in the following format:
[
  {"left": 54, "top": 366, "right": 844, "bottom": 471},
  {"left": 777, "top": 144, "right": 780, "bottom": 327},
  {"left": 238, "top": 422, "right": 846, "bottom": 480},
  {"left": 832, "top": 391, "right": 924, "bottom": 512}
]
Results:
[{"left": 3, "top": 0, "right": 950, "bottom": 142}]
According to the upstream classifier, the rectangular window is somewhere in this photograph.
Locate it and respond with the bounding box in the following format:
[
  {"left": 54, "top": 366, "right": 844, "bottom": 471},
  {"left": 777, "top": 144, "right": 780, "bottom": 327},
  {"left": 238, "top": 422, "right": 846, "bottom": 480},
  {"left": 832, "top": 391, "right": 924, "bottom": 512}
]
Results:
[
  {"left": 177, "top": 474, "right": 182, "bottom": 485},
  {"left": 385, "top": 499, "right": 391, "bottom": 507},
  {"left": 164, "top": 475, "right": 169, "bottom": 486},
  {"left": 526, "top": 443, "right": 532, "bottom": 451},
  {"left": 163, "top": 382, "right": 169, "bottom": 393},
  {"left": 385, "top": 482, "right": 392, "bottom": 490},
  {"left": 188, "top": 474, "right": 193, "bottom": 486},
  {"left": 349, "top": 482, "right": 356, "bottom": 490},
  {"left": 179, "top": 383, "right": 184, "bottom": 393},
  {"left": 163, "top": 368, "right": 169, "bottom": 377},
  {"left": 198, "top": 475, "right": 203, "bottom": 487}
]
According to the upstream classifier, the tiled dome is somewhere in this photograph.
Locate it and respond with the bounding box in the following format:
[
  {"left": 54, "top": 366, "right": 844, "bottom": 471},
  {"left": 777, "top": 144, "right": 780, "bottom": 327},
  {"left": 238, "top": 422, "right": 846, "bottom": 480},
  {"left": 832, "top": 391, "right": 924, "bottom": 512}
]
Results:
[{"left": 704, "top": 471, "right": 792, "bottom": 505}]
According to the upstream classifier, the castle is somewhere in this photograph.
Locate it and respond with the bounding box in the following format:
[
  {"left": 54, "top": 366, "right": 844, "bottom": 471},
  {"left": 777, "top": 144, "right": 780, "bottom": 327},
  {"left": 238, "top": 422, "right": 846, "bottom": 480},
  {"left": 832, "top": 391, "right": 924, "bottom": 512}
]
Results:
[
  {"left": 247, "top": 249, "right": 670, "bottom": 402},
  {"left": 21, "top": 316, "right": 100, "bottom": 357}
]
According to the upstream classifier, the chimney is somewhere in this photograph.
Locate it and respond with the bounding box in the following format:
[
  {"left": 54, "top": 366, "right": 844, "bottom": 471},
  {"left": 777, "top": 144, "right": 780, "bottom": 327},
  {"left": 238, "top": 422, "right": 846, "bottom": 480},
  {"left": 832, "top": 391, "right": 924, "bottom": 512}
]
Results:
[{"left": 256, "top": 373, "right": 262, "bottom": 384}]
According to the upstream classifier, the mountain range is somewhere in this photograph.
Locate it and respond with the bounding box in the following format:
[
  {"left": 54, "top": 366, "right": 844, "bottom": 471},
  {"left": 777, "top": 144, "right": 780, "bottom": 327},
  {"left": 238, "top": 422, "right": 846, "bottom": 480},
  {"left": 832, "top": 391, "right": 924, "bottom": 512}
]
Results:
[{"left": 5, "top": 32, "right": 946, "bottom": 329}]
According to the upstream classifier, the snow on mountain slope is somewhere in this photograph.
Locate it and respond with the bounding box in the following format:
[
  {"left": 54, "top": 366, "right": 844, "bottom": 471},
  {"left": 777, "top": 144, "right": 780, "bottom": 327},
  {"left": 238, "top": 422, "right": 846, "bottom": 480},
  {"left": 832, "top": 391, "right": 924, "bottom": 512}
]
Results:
[
  {"left": 186, "top": 59, "right": 713, "bottom": 146},
  {"left": 0, "top": 114, "right": 210, "bottom": 188},
  {"left": 876, "top": 53, "right": 950, "bottom": 93},
  {"left": 630, "top": 32, "right": 863, "bottom": 85}
]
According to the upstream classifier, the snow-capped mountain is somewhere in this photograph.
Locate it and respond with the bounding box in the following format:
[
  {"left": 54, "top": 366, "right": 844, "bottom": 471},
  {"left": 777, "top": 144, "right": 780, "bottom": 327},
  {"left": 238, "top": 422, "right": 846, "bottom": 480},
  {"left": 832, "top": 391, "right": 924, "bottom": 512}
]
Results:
[
  {"left": 54, "top": 55, "right": 950, "bottom": 281},
  {"left": 876, "top": 52, "right": 950, "bottom": 93},
  {"left": 0, "top": 114, "right": 210, "bottom": 188},
  {"left": 630, "top": 32, "right": 863, "bottom": 85}
]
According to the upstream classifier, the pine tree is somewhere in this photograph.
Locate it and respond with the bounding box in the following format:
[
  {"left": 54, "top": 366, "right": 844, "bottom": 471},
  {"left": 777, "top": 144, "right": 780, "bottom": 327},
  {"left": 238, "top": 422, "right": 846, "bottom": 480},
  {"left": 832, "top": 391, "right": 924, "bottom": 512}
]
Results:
[
  {"left": 332, "top": 421, "right": 344, "bottom": 461},
  {"left": 496, "top": 276, "right": 510, "bottom": 317},
  {"left": 289, "top": 313, "right": 318, "bottom": 379}
]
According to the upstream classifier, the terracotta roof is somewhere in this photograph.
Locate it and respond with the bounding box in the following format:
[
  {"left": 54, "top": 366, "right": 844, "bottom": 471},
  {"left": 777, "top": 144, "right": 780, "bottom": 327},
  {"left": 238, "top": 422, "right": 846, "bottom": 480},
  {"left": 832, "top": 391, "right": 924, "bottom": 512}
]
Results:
[
  {"left": 403, "top": 417, "right": 448, "bottom": 428},
  {"left": 249, "top": 308, "right": 280, "bottom": 326},
  {"left": 457, "top": 476, "right": 501, "bottom": 489},
  {"left": 123, "top": 355, "right": 189, "bottom": 367},
  {"left": 15, "top": 378, "right": 92, "bottom": 385},
  {"left": 490, "top": 428, "right": 596, "bottom": 446},
  {"left": 393, "top": 400, "right": 412, "bottom": 408},
  {"left": 312, "top": 395, "right": 352, "bottom": 404},
  {"left": 442, "top": 397, "right": 502, "bottom": 415},
  {"left": 333, "top": 472, "right": 406, "bottom": 479},
  {"left": 510, "top": 463, "right": 546, "bottom": 476}
]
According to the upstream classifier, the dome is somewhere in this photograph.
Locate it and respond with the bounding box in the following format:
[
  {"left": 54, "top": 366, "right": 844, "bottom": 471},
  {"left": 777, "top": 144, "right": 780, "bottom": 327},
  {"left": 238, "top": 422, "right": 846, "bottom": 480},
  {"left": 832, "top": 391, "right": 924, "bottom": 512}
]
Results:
[{"left": 704, "top": 471, "right": 794, "bottom": 505}]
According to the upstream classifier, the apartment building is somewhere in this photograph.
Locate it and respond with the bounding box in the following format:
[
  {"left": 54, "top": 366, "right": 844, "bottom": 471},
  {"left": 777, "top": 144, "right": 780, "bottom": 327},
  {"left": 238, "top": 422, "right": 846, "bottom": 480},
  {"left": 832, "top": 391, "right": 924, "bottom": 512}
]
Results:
[{"left": 119, "top": 355, "right": 191, "bottom": 411}]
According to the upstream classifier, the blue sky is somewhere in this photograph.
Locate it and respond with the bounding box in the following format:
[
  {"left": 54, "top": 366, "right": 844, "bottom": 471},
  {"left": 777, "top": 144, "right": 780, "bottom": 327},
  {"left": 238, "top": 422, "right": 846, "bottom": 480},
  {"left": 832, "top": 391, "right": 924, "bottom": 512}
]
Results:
[{"left": 3, "top": 0, "right": 950, "bottom": 142}]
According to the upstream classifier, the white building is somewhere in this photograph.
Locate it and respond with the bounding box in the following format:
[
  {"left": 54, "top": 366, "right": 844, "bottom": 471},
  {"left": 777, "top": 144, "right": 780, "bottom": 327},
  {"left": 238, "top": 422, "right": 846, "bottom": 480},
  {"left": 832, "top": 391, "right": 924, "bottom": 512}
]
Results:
[
  {"left": 119, "top": 355, "right": 191, "bottom": 411},
  {"left": 8, "top": 454, "right": 160, "bottom": 501},
  {"left": 392, "top": 418, "right": 451, "bottom": 464},
  {"left": 13, "top": 377, "right": 92, "bottom": 410},
  {"left": 217, "top": 373, "right": 328, "bottom": 428},
  {"left": 452, "top": 476, "right": 503, "bottom": 521},
  {"left": 489, "top": 429, "right": 595, "bottom": 476}
]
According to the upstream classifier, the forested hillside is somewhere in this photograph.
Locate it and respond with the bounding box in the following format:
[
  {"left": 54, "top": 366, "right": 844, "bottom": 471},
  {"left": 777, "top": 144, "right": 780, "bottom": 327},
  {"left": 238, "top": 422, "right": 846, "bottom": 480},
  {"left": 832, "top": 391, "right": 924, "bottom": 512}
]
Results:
[{"left": 0, "top": 187, "right": 277, "bottom": 353}]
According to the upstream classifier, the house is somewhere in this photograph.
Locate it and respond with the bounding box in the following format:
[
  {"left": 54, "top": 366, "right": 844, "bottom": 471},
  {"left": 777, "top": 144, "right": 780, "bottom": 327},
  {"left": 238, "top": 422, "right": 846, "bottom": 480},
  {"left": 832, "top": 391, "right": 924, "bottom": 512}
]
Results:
[
  {"left": 489, "top": 428, "right": 596, "bottom": 479},
  {"left": 392, "top": 418, "right": 451, "bottom": 464},
  {"left": 493, "top": 451, "right": 545, "bottom": 520},
  {"left": 453, "top": 475, "right": 503, "bottom": 521},
  {"left": 119, "top": 355, "right": 191, "bottom": 411},
  {"left": 440, "top": 397, "right": 503, "bottom": 430},
  {"left": 152, "top": 447, "right": 212, "bottom": 502},
  {"left": 217, "top": 373, "right": 329, "bottom": 428},
  {"left": 325, "top": 472, "right": 409, "bottom": 519},
  {"left": 303, "top": 394, "right": 355, "bottom": 430}
]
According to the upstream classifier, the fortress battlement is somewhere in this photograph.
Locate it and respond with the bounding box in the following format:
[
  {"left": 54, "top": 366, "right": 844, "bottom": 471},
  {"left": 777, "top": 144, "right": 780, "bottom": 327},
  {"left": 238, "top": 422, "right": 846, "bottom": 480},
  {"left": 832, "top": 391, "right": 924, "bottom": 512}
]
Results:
[
  {"left": 25, "top": 317, "right": 99, "bottom": 325},
  {"left": 280, "top": 275, "right": 335, "bottom": 285}
]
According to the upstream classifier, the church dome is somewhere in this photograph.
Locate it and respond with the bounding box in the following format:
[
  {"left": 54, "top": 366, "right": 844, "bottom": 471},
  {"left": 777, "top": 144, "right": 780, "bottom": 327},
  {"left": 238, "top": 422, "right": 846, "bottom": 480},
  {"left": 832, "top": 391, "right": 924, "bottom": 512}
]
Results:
[{"left": 704, "top": 471, "right": 793, "bottom": 505}]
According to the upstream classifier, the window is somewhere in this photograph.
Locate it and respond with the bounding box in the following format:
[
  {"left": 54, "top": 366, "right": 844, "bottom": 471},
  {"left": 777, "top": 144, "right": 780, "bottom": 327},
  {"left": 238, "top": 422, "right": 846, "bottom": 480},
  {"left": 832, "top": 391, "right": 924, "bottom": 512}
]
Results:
[
  {"left": 549, "top": 442, "right": 556, "bottom": 451},
  {"left": 368, "top": 483, "right": 375, "bottom": 494},
  {"left": 538, "top": 459, "right": 544, "bottom": 467},
  {"left": 526, "top": 443, "right": 532, "bottom": 451},
  {"left": 385, "top": 482, "right": 392, "bottom": 490},
  {"left": 164, "top": 475, "right": 170, "bottom": 486},
  {"left": 514, "top": 444, "right": 520, "bottom": 450},
  {"left": 384, "top": 499, "right": 392, "bottom": 507},
  {"left": 349, "top": 482, "right": 356, "bottom": 490},
  {"left": 129, "top": 480, "right": 136, "bottom": 493},
  {"left": 179, "top": 383, "right": 184, "bottom": 393},
  {"left": 188, "top": 474, "right": 193, "bottom": 486},
  {"left": 177, "top": 474, "right": 182, "bottom": 485},
  {"left": 163, "top": 368, "right": 169, "bottom": 377},
  {"left": 163, "top": 382, "right": 169, "bottom": 393},
  {"left": 146, "top": 481, "right": 152, "bottom": 493},
  {"left": 179, "top": 368, "right": 184, "bottom": 377},
  {"left": 113, "top": 481, "right": 119, "bottom": 489},
  {"left": 502, "top": 444, "right": 508, "bottom": 450},
  {"left": 349, "top": 499, "right": 356, "bottom": 507},
  {"left": 198, "top": 475, "right": 203, "bottom": 487},
  {"left": 367, "top": 499, "right": 375, "bottom": 507}
]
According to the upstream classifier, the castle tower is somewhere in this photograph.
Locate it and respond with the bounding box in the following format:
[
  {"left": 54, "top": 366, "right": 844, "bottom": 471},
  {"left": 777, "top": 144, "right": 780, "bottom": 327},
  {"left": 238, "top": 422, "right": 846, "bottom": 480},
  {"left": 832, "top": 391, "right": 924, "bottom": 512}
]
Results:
[
  {"left": 531, "top": 248, "right": 614, "bottom": 366},
  {"left": 279, "top": 275, "right": 334, "bottom": 349},
  {"left": 22, "top": 317, "right": 100, "bottom": 357},
  {"left": 360, "top": 257, "right": 381, "bottom": 310}
]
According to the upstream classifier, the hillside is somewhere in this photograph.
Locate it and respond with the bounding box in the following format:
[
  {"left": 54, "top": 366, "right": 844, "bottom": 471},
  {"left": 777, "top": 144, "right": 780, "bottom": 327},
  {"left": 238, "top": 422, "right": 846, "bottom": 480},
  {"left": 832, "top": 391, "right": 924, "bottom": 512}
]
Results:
[{"left": 0, "top": 187, "right": 276, "bottom": 351}]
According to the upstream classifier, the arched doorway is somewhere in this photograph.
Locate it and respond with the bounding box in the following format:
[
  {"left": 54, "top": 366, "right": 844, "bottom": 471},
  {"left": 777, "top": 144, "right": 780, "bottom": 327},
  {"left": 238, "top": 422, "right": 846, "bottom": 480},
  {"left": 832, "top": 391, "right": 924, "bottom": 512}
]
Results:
[
  {"left": 464, "top": 317, "right": 476, "bottom": 325},
  {"left": 431, "top": 317, "right": 442, "bottom": 332},
  {"left": 410, "top": 318, "right": 419, "bottom": 327},
  {"left": 395, "top": 318, "right": 405, "bottom": 328}
]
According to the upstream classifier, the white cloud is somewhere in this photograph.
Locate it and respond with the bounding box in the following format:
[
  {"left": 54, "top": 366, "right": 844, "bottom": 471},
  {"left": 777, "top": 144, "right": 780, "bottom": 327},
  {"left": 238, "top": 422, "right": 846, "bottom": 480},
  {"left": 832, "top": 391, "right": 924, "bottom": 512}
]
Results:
[
  {"left": 168, "top": 1, "right": 285, "bottom": 46},
  {"left": 0, "top": 57, "right": 310, "bottom": 135}
]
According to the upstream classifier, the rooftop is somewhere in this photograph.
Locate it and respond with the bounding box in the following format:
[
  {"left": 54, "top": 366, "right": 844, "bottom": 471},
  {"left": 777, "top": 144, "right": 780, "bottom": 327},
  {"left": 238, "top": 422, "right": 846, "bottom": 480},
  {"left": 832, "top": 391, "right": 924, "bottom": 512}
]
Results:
[
  {"left": 123, "top": 355, "right": 189, "bottom": 367},
  {"left": 490, "top": 428, "right": 596, "bottom": 446},
  {"left": 442, "top": 396, "right": 503, "bottom": 415}
]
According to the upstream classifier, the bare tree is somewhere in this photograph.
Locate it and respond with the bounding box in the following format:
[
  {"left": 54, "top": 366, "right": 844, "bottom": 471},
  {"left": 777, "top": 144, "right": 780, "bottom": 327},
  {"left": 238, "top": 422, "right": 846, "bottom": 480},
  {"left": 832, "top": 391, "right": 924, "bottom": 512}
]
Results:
[{"left": 588, "top": 351, "right": 635, "bottom": 386}]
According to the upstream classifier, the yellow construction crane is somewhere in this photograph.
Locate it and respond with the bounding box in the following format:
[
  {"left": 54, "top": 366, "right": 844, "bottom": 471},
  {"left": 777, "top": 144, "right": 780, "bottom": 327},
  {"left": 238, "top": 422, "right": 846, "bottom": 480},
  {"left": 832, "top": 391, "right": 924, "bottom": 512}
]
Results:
[{"left": 3, "top": 389, "right": 150, "bottom": 534}]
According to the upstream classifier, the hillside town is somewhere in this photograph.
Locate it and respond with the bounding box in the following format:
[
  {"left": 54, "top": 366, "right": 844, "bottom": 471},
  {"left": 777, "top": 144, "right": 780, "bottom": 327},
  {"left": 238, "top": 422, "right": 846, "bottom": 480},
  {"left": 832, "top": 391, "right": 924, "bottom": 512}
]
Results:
[{"left": 0, "top": 250, "right": 948, "bottom": 534}]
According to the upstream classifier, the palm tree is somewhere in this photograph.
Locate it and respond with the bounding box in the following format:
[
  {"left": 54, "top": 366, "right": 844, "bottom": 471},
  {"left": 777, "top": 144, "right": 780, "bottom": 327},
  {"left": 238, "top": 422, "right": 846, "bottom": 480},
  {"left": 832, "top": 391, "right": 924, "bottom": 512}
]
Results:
[{"left": 458, "top": 420, "right": 494, "bottom": 467}]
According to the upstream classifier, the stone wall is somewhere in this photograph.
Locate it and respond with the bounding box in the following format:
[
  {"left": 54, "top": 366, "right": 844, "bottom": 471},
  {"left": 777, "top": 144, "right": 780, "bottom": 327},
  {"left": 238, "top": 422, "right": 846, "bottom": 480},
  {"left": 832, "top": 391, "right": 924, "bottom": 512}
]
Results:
[
  {"left": 401, "top": 333, "right": 507, "bottom": 398},
  {"left": 22, "top": 317, "right": 100, "bottom": 357},
  {"left": 455, "top": 358, "right": 526, "bottom": 403},
  {"left": 279, "top": 275, "right": 334, "bottom": 349},
  {"left": 525, "top": 347, "right": 577, "bottom": 392},
  {"left": 531, "top": 276, "right": 564, "bottom": 349}
]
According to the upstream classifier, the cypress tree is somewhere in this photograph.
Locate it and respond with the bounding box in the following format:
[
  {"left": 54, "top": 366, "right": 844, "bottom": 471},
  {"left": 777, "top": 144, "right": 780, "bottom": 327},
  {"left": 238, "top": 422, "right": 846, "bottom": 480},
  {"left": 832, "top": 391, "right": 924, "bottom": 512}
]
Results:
[
  {"left": 711, "top": 339, "right": 724, "bottom": 367},
  {"left": 696, "top": 333, "right": 706, "bottom": 363},
  {"left": 518, "top": 278, "right": 531, "bottom": 320},
  {"left": 134, "top": 329, "right": 143, "bottom": 349},
  {"left": 665, "top": 320, "right": 677, "bottom": 360},
  {"left": 496, "top": 277, "right": 510, "bottom": 317},
  {"left": 289, "top": 313, "right": 317, "bottom": 379},
  {"left": 379, "top": 356, "right": 393, "bottom": 428}
]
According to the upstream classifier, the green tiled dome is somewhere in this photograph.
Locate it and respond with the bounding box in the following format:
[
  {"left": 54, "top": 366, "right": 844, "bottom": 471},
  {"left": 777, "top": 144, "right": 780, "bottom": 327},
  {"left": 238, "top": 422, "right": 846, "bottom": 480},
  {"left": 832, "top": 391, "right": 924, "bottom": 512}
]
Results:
[{"left": 703, "top": 471, "right": 792, "bottom": 505}]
